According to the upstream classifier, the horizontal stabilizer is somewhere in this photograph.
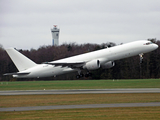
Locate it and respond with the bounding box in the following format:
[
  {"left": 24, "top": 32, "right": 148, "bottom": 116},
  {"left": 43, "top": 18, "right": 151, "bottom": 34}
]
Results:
[{"left": 4, "top": 72, "right": 30, "bottom": 76}]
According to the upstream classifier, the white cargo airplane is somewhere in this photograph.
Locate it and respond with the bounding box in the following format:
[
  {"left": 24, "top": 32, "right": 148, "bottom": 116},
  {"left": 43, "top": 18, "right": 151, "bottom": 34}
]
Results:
[{"left": 4, "top": 40, "right": 158, "bottom": 78}]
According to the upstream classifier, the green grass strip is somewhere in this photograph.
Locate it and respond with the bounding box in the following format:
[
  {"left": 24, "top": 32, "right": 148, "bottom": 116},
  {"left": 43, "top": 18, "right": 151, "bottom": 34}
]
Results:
[{"left": 0, "top": 79, "right": 160, "bottom": 90}]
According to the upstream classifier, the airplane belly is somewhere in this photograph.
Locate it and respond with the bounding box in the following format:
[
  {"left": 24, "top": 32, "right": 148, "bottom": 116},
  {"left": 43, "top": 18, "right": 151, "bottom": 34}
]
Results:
[
  {"left": 53, "top": 67, "right": 75, "bottom": 76},
  {"left": 15, "top": 65, "right": 75, "bottom": 78},
  {"left": 33, "top": 66, "right": 75, "bottom": 77}
]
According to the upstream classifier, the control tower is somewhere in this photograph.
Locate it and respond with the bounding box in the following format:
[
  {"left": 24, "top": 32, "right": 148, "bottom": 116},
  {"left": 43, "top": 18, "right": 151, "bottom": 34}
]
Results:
[{"left": 51, "top": 25, "right": 60, "bottom": 46}]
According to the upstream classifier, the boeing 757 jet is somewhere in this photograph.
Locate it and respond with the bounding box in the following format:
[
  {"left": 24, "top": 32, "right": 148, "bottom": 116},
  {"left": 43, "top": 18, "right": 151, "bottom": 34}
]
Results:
[{"left": 4, "top": 40, "right": 158, "bottom": 78}]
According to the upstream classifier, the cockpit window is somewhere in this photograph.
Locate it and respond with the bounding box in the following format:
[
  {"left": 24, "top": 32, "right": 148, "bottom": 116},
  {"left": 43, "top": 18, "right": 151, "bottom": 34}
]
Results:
[{"left": 144, "top": 41, "right": 153, "bottom": 45}]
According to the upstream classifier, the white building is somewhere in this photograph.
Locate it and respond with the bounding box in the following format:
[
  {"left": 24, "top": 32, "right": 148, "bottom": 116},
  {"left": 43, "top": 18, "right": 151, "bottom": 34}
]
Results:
[{"left": 51, "top": 25, "right": 60, "bottom": 46}]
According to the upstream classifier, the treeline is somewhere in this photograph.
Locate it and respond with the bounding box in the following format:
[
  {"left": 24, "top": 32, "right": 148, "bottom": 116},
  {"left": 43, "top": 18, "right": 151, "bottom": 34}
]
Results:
[{"left": 0, "top": 39, "right": 160, "bottom": 81}]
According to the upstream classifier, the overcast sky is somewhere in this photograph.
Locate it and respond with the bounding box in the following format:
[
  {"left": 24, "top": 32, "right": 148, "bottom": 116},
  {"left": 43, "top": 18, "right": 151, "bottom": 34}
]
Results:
[{"left": 1, "top": 0, "right": 160, "bottom": 49}]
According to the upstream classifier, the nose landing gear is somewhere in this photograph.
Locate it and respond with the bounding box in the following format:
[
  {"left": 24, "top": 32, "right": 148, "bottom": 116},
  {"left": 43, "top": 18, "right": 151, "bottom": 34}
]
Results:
[
  {"left": 139, "top": 53, "right": 143, "bottom": 64},
  {"left": 139, "top": 53, "right": 144, "bottom": 78}
]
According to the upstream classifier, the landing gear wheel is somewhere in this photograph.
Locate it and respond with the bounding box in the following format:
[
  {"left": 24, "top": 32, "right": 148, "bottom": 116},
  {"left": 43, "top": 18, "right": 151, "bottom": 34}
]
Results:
[
  {"left": 88, "top": 73, "right": 92, "bottom": 76},
  {"left": 85, "top": 72, "right": 92, "bottom": 77},
  {"left": 85, "top": 74, "right": 89, "bottom": 77},
  {"left": 76, "top": 74, "right": 84, "bottom": 79},
  {"left": 76, "top": 75, "right": 80, "bottom": 79},
  {"left": 80, "top": 74, "right": 84, "bottom": 77}
]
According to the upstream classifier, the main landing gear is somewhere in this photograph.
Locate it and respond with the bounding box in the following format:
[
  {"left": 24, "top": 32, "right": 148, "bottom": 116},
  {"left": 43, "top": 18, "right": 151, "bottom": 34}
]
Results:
[
  {"left": 76, "top": 72, "right": 92, "bottom": 79},
  {"left": 76, "top": 74, "right": 84, "bottom": 79}
]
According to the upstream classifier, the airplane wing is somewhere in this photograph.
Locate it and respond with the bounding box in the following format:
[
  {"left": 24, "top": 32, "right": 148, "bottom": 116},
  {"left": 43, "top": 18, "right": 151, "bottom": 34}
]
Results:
[
  {"left": 44, "top": 61, "right": 85, "bottom": 68},
  {"left": 4, "top": 72, "right": 30, "bottom": 76}
]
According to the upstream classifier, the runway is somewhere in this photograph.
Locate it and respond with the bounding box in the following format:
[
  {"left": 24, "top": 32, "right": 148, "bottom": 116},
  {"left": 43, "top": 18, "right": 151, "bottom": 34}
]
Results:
[
  {"left": 1, "top": 102, "right": 160, "bottom": 112},
  {"left": 0, "top": 88, "right": 160, "bottom": 95},
  {"left": 1, "top": 88, "right": 160, "bottom": 112}
]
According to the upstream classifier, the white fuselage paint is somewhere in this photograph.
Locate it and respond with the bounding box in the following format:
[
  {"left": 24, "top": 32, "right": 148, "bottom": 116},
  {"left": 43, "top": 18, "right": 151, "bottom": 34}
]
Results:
[{"left": 13, "top": 40, "right": 158, "bottom": 78}]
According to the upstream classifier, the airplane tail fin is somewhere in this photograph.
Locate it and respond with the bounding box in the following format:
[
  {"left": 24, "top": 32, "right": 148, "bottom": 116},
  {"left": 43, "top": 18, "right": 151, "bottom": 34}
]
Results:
[{"left": 6, "top": 48, "right": 37, "bottom": 71}]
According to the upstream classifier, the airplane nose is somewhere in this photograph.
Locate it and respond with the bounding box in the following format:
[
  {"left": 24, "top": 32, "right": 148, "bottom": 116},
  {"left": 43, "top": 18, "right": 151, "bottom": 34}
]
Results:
[{"left": 153, "top": 44, "right": 158, "bottom": 49}]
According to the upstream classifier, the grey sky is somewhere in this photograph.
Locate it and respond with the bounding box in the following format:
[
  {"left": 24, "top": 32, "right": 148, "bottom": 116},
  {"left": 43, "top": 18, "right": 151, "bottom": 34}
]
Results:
[{"left": 0, "top": 0, "right": 160, "bottom": 49}]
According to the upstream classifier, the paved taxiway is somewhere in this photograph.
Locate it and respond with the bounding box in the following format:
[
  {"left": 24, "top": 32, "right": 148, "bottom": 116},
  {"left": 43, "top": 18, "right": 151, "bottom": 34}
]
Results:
[
  {"left": 0, "top": 88, "right": 160, "bottom": 95},
  {"left": 1, "top": 102, "right": 160, "bottom": 112}
]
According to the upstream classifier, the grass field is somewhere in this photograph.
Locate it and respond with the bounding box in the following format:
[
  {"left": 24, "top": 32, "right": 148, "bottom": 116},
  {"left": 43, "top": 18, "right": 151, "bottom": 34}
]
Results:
[
  {"left": 0, "top": 107, "right": 160, "bottom": 120},
  {"left": 0, "top": 93, "right": 160, "bottom": 108},
  {"left": 0, "top": 79, "right": 160, "bottom": 120},
  {"left": 0, "top": 79, "right": 160, "bottom": 90}
]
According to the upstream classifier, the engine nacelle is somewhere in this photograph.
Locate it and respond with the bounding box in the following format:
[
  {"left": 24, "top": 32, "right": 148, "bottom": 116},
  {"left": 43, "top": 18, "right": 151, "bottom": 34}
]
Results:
[
  {"left": 83, "top": 60, "right": 100, "bottom": 70},
  {"left": 101, "top": 61, "right": 115, "bottom": 69}
]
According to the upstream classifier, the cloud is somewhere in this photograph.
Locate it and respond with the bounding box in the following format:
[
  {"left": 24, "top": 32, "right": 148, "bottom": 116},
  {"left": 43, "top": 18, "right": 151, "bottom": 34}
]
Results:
[{"left": 0, "top": 0, "right": 160, "bottom": 49}]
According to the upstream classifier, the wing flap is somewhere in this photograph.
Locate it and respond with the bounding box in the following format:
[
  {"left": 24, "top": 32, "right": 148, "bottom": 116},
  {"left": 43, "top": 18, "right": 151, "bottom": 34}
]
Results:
[
  {"left": 4, "top": 72, "right": 30, "bottom": 76},
  {"left": 44, "top": 61, "right": 85, "bottom": 68}
]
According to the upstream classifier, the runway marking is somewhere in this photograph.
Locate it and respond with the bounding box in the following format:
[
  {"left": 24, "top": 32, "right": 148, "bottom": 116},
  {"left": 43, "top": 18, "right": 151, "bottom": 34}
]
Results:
[{"left": 0, "top": 102, "right": 160, "bottom": 112}]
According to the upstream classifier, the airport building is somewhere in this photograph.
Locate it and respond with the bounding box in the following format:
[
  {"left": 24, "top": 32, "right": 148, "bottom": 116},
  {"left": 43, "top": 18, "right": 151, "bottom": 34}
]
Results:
[{"left": 51, "top": 25, "right": 60, "bottom": 46}]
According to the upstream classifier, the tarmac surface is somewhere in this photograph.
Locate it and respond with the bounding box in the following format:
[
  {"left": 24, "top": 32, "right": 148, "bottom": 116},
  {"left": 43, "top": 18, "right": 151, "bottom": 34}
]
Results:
[
  {"left": 1, "top": 88, "right": 160, "bottom": 111},
  {"left": 0, "top": 88, "right": 160, "bottom": 95},
  {"left": 1, "top": 102, "right": 160, "bottom": 112}
]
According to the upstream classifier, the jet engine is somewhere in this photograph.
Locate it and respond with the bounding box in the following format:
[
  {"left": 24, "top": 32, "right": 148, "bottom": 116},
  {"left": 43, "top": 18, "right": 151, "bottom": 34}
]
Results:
[
  {"left": 83, "top": 60, "right": 100, "bottom": 70},
  {"left": 101, "top": 61, "right": 115, "bottom": 69}
]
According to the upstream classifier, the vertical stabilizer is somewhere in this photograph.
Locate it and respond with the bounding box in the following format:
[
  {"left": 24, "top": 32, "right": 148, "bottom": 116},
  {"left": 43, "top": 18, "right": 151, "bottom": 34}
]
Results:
[{"left": 6, "top": 48, "right": 37, "bottom": 71}]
